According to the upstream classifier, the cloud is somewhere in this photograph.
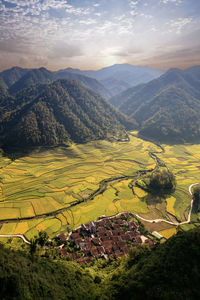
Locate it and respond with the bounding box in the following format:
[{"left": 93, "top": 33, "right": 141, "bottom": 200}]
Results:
[
  {"left": 129, "top": 0, "right": 139, "bottom": 17},
  {"left": 160, "top": 0, "right": 182, "bottom": 4},
  {"left": 147, "top": 45, "right": 200, "bottom": 69},
  {"left": 48, "top": 42, "right": 83, "bottom": 59},
  {"left": 0, "top": 37, "right": 33, "bottom": 55},
  {"left": 112, "top": 46, "right": 143, "bottom": 57},
  {"left": 0, "top": 0, "right": 199, "bottom": 71},
  {"left": 168, "top": 17, "right": 193, "bottom": 34},
  {"left": 129, "top": 1, "right": 139, "bottom": 9}
]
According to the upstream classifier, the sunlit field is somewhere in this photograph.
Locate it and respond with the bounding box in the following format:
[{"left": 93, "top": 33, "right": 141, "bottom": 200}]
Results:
[{"left": 0, "top": 135, "right": 199, "bottom": 240}]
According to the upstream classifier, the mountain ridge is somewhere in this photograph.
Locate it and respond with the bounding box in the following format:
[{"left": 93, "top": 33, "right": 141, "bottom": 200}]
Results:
[
  {"left": 110, "top": 66, "right": 200, "bottom": 143},
  {"left": 0, "top": 78, "right": 136, "bottom": 150}
]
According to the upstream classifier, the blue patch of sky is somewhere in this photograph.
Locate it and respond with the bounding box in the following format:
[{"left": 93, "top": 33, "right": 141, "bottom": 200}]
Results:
[{"left": 2, "top": 0, "right": 17, "bottom": 8}]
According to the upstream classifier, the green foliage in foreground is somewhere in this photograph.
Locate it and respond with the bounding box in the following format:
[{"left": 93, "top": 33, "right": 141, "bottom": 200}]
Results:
[
  {"left": 0, "top": 244, "right": 99, "bottom": 300},
  {"left": 104, "top": 227, "right": 200, "bottom": 300},
  {"left": 0, "top": 228, "right": 200, "bottom": 299},
  {"left": 193, "top": 186, "right": 200, "bottom": 213}
]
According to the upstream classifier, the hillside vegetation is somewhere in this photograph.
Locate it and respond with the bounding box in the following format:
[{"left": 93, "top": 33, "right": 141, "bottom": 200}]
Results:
[
  {"left": 0, "top": 66, "right": 111, "bottom": 99},
  {"left": 0, "top": 228, "right": 199, "bottom": 299},
  {"left": 105, "top": 227, "right": 200, "bottom": 300},
  {"left": 110, "top": 66, "right": 200, "bottom": 143},
  {"left": 0, "top": 79, "right": 135, "bottom": 149},
  {"left": 0, "top": 64, "right": 163, "bottom": 99}
]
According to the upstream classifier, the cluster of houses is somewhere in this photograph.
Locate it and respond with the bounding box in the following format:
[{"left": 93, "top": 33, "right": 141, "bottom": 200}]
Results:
[{"left": 57, "top": 212, "right": 154, "bottom": 264}]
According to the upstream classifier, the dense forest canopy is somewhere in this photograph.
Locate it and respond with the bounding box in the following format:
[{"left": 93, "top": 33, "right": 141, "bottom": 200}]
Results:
[
  {"left": 0, "top": 79, "right": 135, "bottom": 150},
  {"left": 110, "top": 66, "right": 200, "bottom": 143}
]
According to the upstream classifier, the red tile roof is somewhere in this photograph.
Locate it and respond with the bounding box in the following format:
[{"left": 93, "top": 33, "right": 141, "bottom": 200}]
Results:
[
  {"left": 57, "top": 233, "right": 67, "bottom": 241},
  {"left": 90, "top": 248, "right": 99, "bottom": 256},
  {"left": 91, "top": 238, "right": 100, "bottom": 245},
  {"left": 71, "top": 233, "right": 80, "bottom": 239},
  {"left": 60, "top": 248, "right": 69, "bottom": 257}
]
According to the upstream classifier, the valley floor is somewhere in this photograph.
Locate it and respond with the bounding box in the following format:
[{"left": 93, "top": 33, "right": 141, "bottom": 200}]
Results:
[{"left": 0, "top": 134, "right": 200, "bottom": 246}]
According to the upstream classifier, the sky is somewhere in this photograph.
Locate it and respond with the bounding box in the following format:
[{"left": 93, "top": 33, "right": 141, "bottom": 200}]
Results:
[{"left": 0, "top": 0, "right": 200, "bottom": 71}]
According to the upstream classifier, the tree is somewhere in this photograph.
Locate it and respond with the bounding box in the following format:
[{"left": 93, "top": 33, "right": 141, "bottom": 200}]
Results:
[
  {"left": 193, "top": 186, "right": 200, "bottom": 213},
  {"left": 37, "top": 231, "right": 49, "bottom": 247}
]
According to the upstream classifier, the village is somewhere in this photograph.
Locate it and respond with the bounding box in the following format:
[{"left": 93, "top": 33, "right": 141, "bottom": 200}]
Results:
[{"left": 57, "top": 212, "right": 154, "bottom": 264}]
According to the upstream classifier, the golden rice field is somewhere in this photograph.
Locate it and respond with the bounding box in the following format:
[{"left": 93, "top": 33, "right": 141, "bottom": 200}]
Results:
[{"left": 0, "top": 135, "right": 199, "bottom": 241}]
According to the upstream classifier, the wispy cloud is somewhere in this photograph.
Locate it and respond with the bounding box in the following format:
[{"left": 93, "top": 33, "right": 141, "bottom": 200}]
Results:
[
  {"left": 168, "top": 17, "right": 193, "bottom": 34},
  {"left": 160, "top": 0, "right": 182, "bottom": 4},
  {"left": 0, "top": 0, "right": 199, "bottom": 70}
]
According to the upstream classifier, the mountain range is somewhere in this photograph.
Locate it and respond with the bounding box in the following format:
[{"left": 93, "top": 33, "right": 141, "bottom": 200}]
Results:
[
  {"left": 0, "top": 64, "right": 164, "bottom": 98},
  {"left": 110, "top": 66, "right": 200, "bottom": 143},
  {"left": 62, "top": 64, "right": 164, "bottom": 96},
  {"left": 0, "top": 78, "right": 135, "bottom": 150},
  {"left": 1, "top": 64, "right": 200, "bottom": 146}
]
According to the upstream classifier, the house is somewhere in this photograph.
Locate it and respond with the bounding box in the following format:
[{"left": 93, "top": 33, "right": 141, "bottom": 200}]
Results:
[
  {"left": 90, "top": 248, "right": 99, "bottom": 257},
  {"left": 135, "top": 236, "right": 142, "bottom": 244},
  {"left": 112, "top": 236, "right": 120, "bottom": 243},
  {"left": 129, "top": 222, "right": 138, "bottom": 230},
  {"left": 117, "top": 241, "right": 126, "bottom": 248},
  {"left": 104, "top": 247, "right": 113, "bottom": 255},
  {"left": 70, "top": 233, "right": 80, "bottom": 240},
  {"left": 74, "top": 238, "right": 82, "bottom": 248},
  {"left": 97, "top": 226, "right": 106, "bottom": 232},
  {"left": 81, "top": 223, "right": 90, "bottom": 232},
  {"left": 84, "top": 237, "right": 91, "bottom": 242},
  {"left": 60, "top": 248, "right": 69, "bottom": 257},
  {"left": 81, "top": 224, "right": 87, "bottom": 231},
  {"left": 85, "top": 242, "right": 92, "bottom": 250},
  {"left": 106, "top": 230, "right": 113, "bottom": 237},
  {"left": 112, "top": 244, "right": 119, "bottom": 251},
  {"left": 97, "top": 246, "right": 105, "bottom": 256},
  {"left": 115, "top": 219, "right": 124, "bottom": 225},
  {"left": 91, "top": 237, "right": 100, "bottom": 245},
  {"left": 57, "top": 233, "right": 67, "bottom": 242},
  {"left": 89, "top": 222, "right": 96, "bottom": 234},
  {"left": 112, "top": 224, "right": 121, "bottom": 230}
]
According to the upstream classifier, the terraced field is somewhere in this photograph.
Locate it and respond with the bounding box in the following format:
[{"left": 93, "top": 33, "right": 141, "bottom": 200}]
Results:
[
  {"left": 157, "top": 144, "right": 200, "bottom": 226},
  {"left": 0, "top": 135, "right": 199, "bottom": 242}
]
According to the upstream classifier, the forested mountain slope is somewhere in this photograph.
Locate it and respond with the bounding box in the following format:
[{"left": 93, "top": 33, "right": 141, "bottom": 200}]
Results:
[
  {"left": 110, "top": 66, "right": 200, "bottom": 143},
  {"left": 0, "top": 67, "right": 111, "bottom": 99},
  {"left": 0, "top": 66, "right": 28, "bottom": 88},
  {"left": 55, "top": 69, "right": 111, "bottom": 99},
  {"left": 9, "top": 68, "right": 57, "bottom": 94},
  {"left": 105, "top": 227, "right": 200, "bottom": 300},
  {"left": 0, "top": 79, "right": 135, "bottom": 149}
]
